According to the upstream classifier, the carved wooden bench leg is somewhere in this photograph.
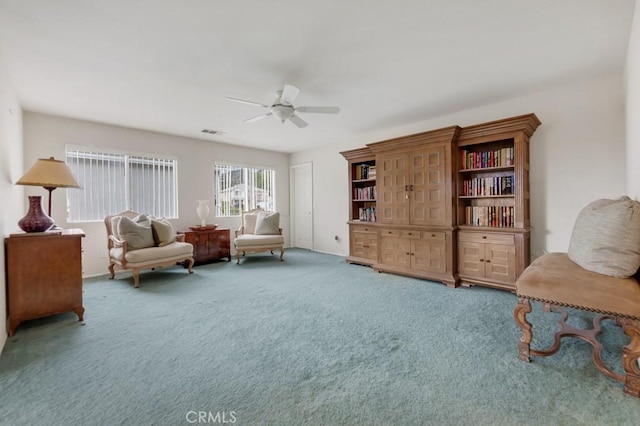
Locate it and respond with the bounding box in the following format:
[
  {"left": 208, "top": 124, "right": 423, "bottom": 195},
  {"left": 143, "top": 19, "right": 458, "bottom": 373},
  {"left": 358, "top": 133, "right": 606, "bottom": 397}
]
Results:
[
  {"left": 514, "top": 297, "right": 533, "bottom": 362},
  {"left": 622, "top": 318, "right": 640, "bottom": 397}
]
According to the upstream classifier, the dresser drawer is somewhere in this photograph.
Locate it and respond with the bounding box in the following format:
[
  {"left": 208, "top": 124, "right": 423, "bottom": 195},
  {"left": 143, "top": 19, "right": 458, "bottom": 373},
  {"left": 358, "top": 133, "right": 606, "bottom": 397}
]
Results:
[
  {"left": 459, "top": 231, "right": 514, "bottom": 245},
  {"left": 380, "top": 229, "right": 400, "bottom": 237},
  {"left": 351, "top": 224, "right": 376, "bottom": 233},
  {"left": 422, "top": 231, "right": 446, "bottom": 241},
  {"left": 400, "top": 230, "right": 420, "bottom": 239}
]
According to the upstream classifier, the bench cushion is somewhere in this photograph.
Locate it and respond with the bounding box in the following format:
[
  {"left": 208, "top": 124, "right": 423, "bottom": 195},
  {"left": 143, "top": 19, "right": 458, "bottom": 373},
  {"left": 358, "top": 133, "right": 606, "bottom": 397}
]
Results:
[
  {"left": 234, "top": 234, "right": 284, "bottom": 247},
  {"left": 111, "top": 241, "right": 193, "bottom": 264},
  {"left": 516, "top": 252, "right": 640, "bottom": 320}
]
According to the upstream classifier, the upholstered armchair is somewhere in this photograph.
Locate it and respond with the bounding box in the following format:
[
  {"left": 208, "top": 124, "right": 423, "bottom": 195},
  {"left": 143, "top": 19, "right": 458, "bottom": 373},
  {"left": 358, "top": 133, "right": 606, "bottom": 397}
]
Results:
[
  {"left": 104, "top": 210, "right": 194, "bottom": 288},
  {"left": 234, "top": 208, "right": 284, "bottom": 264}
]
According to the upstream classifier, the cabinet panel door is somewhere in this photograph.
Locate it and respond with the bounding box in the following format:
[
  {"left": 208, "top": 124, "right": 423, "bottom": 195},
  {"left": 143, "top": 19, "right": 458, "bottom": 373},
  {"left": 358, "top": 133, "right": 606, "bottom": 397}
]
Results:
[
  {"left": 412, "top": 238, "right": 446, "bottom": 274},
  {"left": 351, "top": 231, "right": 369, "bottom": 258},
  {"left": 380, "top": 236, "right": 410, "bottom": 267},
  {"left": 425, "top": 144, "right": 448, "bottom": 226},
  {"left": 364, "top": 233, "right": 379, "bottom": 260},
  {"left": 351, "top": 230, "right": 378, "bottom": 261},
  {"left": 485, "top": 243, "right": 516, "bottom": 283},
  {"left": 191, "top": 235, "right": 209, "bottom": 259},
  {"left": 458, "top": 241, "right": 484, "bottom": 278},
  {"left": 378, "top": 153, "right": 409, "bottom": 224}
]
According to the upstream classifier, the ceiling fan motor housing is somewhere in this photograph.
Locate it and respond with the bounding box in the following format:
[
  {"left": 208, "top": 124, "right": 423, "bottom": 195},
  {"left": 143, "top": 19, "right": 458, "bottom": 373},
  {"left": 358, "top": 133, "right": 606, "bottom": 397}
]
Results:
[{"left": 271, "top": 104, "right": 294, "bottom": 123}]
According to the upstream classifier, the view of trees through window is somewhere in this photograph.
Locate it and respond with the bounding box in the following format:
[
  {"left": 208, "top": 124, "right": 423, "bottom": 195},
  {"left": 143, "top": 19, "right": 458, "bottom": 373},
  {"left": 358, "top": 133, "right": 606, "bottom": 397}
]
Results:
[{"left": 214, "top": 164, "right": 275, "bottom": 216}]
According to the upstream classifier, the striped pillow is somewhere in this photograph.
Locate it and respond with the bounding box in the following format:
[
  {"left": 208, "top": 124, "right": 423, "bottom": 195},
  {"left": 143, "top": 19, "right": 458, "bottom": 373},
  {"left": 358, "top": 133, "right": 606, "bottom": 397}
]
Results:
[{"left": 568, "top": 197, "right": 640, "bottom": 278}]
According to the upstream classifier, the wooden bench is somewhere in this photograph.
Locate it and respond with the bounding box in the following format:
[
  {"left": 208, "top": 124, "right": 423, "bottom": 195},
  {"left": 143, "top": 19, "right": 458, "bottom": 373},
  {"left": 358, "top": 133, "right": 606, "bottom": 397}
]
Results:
[{"left": 514, "top": 252, "right": 640, "bottom": 397}]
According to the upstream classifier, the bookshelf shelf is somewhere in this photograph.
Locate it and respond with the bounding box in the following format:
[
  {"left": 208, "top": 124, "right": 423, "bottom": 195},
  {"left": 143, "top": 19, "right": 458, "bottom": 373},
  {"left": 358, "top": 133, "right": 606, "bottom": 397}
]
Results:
[
  {"left": 459, "top": 165, "right": 514, "bottom": 173},
  {"left": 459, "top": 195, "right": 515, "bottom": 199}
]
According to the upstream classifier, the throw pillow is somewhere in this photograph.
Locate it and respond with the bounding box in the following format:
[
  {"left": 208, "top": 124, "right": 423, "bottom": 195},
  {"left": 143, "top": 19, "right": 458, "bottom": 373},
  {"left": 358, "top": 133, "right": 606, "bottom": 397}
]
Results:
[
  {"left": 243, "top": 211, "right": 259, "bottom": 234},
  {"left": 567, "top": 196, "right": 640, "bottom": 278},
  {"left": 117, "top": 215, "right": 155, "bottom": 250},
  {"left": 151, "top": 218, "right": 176, "bottom": 247},
  {"left": 110, "top": 216, "right": 122, "bottom": 240},
  {"left": 254, "top": 211, "right": 280, "bottom": 235}
]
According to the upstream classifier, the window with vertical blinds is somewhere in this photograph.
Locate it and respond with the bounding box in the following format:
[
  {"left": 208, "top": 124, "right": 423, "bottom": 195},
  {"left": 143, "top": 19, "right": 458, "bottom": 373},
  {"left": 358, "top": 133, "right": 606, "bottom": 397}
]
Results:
[
  {"left": 66, "top": 146, "right": 178, "bottom": 221},
  {"left": 214, "top": 163, "right": 276, "bottom": 217}
]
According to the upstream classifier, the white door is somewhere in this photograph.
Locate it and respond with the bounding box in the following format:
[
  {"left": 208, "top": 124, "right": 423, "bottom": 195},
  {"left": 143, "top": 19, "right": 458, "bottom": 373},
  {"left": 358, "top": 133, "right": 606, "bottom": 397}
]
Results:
[{"left": 291, "top": 162, "right": 313, "bottom": 249}]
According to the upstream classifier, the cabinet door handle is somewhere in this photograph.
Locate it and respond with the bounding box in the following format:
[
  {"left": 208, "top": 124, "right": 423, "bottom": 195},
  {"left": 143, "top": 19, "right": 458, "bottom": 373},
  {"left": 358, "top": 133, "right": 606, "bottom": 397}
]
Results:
[
  {"left": 480, "top": 259, "right": 485, "bottom": 262},
  {"left": 482, "top": 236, "right": 487, "bottom": 239},
  {"left": 407, "top": 232, "right": 412, "bottom": 236},
  {"left": 431, "top": 234, "right": 436, "bottom": 237},
  {"left": 409, "top": 184, "right": 414, "bottom": 191},
  {"left": 485, "top": 260, "right": 491, "bottom": 263},
  {"left": 406, "top": 252, "right": 411, "bottom": 255}
]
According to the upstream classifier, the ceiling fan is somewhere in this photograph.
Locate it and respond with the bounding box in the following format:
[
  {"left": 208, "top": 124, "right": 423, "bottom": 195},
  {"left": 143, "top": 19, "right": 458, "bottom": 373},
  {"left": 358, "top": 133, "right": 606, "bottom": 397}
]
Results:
[{"left": 226, "top": 84, "right": 340, "bottom": 128}]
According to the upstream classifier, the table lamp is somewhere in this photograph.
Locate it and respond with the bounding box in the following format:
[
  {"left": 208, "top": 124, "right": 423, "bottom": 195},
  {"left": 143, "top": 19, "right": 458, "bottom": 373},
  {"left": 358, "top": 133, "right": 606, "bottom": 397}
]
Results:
[{"left": 15, "top": 157, "right": 82, "bottom": 232}]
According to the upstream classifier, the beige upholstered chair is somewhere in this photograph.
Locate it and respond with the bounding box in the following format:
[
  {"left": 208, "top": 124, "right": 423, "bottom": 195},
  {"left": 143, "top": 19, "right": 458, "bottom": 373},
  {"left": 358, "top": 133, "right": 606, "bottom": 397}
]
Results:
[
  {"left": 234, "top": 208, "right": 284, "bottom": 264},
  {"left": 104, "top": 210, "right": 194, "bottom": 288}
]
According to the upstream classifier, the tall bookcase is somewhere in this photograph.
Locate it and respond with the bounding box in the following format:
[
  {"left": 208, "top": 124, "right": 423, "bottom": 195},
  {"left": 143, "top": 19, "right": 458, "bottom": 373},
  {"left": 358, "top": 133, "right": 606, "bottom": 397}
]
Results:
[
  {"left": 456, "top": 114, "right": 541, "bottom": 290},
  {"left": 341, "top": 147, "right": 378, "bottom": 265}
]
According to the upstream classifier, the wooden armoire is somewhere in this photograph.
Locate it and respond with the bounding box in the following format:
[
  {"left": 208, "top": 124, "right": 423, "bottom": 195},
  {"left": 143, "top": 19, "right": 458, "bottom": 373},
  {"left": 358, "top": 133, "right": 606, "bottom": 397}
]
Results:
[{"left": 341, "top": 113, "right": 540, "bottom": 290}]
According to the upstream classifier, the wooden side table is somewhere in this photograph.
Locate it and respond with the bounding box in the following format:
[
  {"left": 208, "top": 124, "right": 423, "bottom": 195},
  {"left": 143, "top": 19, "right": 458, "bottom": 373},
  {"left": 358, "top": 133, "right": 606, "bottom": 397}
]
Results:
[
  {"left": 5, "top": 228, "right": 85, "bottom": 336},
  {"left": 180, "top": 227, "right": 231, "bottom": 265}
]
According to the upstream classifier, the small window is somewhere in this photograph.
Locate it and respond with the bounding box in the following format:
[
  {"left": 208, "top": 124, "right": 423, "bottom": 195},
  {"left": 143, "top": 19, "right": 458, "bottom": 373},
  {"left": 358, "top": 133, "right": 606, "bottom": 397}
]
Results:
[
  {"left": 214, "top": 163, "right": 276, "bottom": 217},
  {"left": 66, "top": 146, "right": 178, "bottom": 221}
]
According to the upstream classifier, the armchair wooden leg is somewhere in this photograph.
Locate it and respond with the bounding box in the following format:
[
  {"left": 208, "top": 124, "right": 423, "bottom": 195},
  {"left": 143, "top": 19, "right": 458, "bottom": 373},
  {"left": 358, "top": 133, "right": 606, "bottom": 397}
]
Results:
[
  {"left": 622, "top": 319, "right": 640, "bottom": 397},
  {"left": 133, "top": 269, "right": 140, "bottom": 288},
  {"left": 108, "top": 263, "right": 115, "bottom": 279},
  {"left": 186, "top": 258, "right": 194, "bottom": 274},
  {"left": 280, "top": 247, "right": 284, "bottom": 261},
  {"left": 236, "top": 251, "right": 240, "bottom": 264}
]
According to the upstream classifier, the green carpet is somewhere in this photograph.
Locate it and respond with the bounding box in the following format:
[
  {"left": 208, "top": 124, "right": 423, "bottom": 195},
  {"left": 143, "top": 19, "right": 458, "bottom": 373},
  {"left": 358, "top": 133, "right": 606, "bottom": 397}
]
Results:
[{"left": 1, "top": 249, "right": 639, "bottom": 425}]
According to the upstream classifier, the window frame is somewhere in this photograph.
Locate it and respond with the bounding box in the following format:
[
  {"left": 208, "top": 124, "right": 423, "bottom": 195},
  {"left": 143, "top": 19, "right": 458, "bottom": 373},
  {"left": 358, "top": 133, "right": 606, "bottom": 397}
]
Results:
[
  {"left": 214, "top": 161, "right": 277, "bottom": 218},
  {"left": 65, "top": 144, "right": 179, "bottom": 222}
]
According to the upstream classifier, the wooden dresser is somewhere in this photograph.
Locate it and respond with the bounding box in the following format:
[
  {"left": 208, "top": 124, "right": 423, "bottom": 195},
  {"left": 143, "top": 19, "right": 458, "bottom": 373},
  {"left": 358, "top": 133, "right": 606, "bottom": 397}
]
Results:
[
  {"left": 180, "top": 228, "right": 231, "bottom": 265},
  {"left": 5, "top": 228, "right": 85, "bottom": 336}
]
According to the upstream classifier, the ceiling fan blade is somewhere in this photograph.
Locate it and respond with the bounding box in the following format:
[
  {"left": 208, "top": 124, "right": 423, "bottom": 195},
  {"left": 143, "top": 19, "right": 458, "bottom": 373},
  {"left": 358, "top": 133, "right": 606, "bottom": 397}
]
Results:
[
  {"left": 243, "top": 112, "right": 272, "bottom": 123},
  {"left": 295, "top": 106, "right": 340, "bottom": 114},
  {"left": 288, "top": 114, "right": 308, "bottom": 128},
  {"left": 279, "top": 84, "right": 300, "bottom": 106},
  {"left": 225, "top": 97, "right": 269, "bottom": 108}
]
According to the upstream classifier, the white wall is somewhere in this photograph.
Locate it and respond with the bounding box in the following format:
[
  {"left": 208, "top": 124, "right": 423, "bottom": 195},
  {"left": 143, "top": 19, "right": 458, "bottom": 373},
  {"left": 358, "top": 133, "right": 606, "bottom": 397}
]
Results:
[
  {"left": 291, "top": 72, "right": 627, "bottom": 260},
  {"left": 23, "top": 112, "right": 290, "bottom": 277},
  {"left": 0, "top": 48, "right": 24, "bottom": 352},
  {"left": 627, "top": 2, "right": 640, "bottom": 198}
]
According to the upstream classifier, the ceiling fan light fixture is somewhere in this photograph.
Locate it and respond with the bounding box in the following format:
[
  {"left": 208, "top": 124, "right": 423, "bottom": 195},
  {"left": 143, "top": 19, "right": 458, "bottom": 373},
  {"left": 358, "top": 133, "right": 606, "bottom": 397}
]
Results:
[{"left": 271, "top": 104, "right": 294, "bottom": 123}]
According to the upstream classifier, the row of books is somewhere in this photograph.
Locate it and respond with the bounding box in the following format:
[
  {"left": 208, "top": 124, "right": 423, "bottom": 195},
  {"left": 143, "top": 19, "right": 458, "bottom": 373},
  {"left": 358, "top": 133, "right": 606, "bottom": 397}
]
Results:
[
  {"left": 358, "top": 206, "right": 377, "bottom": 222},
  {"left": 354, "top": 164, "right": 376, "bottom": 180},
  {"left": 462, "top": 176, "right": 513, "bottom": 197},
  {"left": 461, "top": 147, "right": 514, "bottom": 170},
  {"left": 463, "top": 206, "right": 514, "bottom": 228},
  {"left": 354, "top": 186, "right": 376, "bottom": 200}
]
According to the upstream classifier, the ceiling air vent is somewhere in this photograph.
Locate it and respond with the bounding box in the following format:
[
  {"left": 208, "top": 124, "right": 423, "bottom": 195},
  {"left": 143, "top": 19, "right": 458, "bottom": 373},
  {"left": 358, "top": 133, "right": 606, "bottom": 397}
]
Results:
[{"left": 201, "top": 129, "right": 225, "bottom": 135}]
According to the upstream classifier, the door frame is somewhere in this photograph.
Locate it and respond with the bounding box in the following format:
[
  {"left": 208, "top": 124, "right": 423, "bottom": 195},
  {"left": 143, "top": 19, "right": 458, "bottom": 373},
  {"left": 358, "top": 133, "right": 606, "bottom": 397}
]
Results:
[{"left": 290, "top": 162, "right": 313, "bottom": 250}]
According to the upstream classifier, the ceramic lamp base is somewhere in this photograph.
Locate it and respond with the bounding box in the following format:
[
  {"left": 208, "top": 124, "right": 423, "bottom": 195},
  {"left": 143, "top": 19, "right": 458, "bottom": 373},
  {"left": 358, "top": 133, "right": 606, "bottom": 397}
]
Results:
[{"left": 18, "top": 195, "right": 54, "bottom": 233}]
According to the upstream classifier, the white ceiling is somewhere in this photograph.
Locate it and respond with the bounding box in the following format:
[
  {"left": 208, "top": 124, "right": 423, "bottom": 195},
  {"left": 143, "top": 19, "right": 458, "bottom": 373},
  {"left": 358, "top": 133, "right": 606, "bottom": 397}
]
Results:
[{"left": 0, "top": 0, "right": 635, "bottom": 153}]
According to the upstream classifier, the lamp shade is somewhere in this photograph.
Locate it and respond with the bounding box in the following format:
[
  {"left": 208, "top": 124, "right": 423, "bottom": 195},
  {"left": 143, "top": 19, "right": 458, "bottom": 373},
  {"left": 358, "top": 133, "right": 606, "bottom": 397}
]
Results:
[{"left": 16, "top": 157, "right": 82, "bottom": 189}]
